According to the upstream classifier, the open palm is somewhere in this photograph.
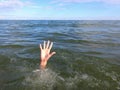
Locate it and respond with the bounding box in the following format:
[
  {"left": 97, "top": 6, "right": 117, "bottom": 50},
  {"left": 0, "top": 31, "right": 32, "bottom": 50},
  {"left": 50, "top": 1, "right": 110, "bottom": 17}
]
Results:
[{"left": 40, "top": 41, "right": 56, "bottom": 69}]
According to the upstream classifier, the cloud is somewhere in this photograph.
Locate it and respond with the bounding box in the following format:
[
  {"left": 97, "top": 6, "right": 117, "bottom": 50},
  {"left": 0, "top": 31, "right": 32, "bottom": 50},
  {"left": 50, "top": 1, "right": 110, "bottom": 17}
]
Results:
[
  {"left": 52, "top": 0, "right": 120, "bottom": 4},
  {"left": 0, "top": 0, "right": 32, "bottom": 10},
  {"left": 102, "top": 0, "right": 120, "bottom": 4}
]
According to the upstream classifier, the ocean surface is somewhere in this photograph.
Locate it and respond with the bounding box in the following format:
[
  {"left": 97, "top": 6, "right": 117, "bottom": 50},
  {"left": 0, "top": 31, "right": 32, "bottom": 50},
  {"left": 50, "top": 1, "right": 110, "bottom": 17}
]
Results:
[{"left": 0, "top": 20, "right": 120, "bottom": 90}]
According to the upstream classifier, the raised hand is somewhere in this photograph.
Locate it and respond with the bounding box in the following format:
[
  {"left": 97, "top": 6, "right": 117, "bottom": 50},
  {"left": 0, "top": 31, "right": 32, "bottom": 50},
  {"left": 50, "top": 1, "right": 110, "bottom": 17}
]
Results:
[{"left": 40, "top": 41, "right": 56, "bottom": 69}]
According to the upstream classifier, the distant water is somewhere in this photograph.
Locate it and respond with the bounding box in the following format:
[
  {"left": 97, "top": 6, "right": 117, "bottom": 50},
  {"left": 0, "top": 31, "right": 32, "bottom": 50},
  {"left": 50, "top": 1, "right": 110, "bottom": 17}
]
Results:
[{"left": 0, "top": 20, "right": 120, "bottom": 90}]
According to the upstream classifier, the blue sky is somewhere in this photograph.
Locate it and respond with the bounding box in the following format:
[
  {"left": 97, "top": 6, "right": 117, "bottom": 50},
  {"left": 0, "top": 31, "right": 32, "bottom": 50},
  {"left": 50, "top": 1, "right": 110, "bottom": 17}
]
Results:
[{"left": 0, "top": 0, "right": 120, "bottom": 20}]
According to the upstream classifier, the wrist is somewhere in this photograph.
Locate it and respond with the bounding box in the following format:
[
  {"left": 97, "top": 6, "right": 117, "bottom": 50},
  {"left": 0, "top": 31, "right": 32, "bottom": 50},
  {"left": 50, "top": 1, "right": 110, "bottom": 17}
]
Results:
[
  {"left": 40, "top": 64, "right": 46, "bottom": 69},
  {"left": 40, "top": 61, "right": 47, "bottom": 69}
]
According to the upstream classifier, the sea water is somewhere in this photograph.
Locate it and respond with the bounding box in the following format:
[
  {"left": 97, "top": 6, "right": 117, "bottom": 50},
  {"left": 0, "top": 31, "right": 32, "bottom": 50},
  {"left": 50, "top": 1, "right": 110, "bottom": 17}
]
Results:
[{"left": 0, "top": 20, "right": 120, "bottom": 90}]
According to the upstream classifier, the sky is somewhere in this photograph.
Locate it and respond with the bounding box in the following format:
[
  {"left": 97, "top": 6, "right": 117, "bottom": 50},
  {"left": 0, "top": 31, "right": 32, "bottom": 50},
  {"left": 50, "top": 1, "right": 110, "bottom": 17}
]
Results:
[{"left": 0, "top": 0, "right": 120, "bottom": 20}]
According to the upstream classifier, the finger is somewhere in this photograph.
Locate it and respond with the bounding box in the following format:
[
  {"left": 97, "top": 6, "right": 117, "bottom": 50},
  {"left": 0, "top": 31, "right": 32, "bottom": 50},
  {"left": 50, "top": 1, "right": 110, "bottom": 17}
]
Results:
[
  {"left": 44, "top": 41, "right": 46, "bottom": 49},
  {"left": 51, "top": 52, "right": 56, "bottom": 56},
  {"left": 49, "top": 42, "right": 53, "bottom": 50},
  {"left": 47, "top": 52, "right": 56, "bottom": 61},
  {"left": 50, "top": 52, "right": 56, "bottom": 57},
  {"left": 46, "top": 40, "right": 50, "bottom": 49},
  {"left": 40, "top": 44, "right": 42, "bottom": 50}
]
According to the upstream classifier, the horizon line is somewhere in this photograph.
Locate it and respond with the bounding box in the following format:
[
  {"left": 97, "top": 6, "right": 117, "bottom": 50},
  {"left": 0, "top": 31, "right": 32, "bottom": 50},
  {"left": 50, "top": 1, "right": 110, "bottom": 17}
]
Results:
[{"left": 0, "top": 19, "right": 120, "bottom": 20}]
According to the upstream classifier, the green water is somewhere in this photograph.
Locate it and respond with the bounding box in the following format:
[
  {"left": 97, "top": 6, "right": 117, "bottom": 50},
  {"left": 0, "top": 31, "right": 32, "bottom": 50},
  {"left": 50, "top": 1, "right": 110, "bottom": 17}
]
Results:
[{"left": 0, "top": 20, "right": 120, "bottom": 90}]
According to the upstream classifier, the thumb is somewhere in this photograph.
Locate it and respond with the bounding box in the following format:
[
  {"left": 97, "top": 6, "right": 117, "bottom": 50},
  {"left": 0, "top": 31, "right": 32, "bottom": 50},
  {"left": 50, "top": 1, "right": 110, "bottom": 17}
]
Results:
[
  {"left": 50, "top": 52, "right": 56, "bottom": 56},
  {"left": 47, "top": 52, "right": 56, "bottom": 61},
  {"left": 48, "top": 52, "right": 56, "bottom": 59}
]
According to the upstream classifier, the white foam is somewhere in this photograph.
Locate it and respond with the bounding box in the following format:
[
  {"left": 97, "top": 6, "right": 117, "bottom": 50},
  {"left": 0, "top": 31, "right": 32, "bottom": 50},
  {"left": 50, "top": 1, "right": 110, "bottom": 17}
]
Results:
[
  {"left": 32, "top": 69, "right": 40, "bottom": 72},
  {"left": 23, "top": 68, "right": 58, "bottom": 89}
]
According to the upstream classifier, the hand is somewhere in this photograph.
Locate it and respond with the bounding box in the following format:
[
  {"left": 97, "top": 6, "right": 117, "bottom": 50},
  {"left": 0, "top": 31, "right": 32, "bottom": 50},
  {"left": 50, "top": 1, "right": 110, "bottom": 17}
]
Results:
[{"left": 40, "top": 41, "right": 56, "bottom": 69}]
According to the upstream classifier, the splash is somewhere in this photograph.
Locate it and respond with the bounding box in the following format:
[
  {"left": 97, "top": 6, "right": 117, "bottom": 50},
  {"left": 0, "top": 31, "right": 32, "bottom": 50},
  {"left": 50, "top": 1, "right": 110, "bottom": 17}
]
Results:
[{"left": 23, "top": 69, "right": 60, "bottom": 89}]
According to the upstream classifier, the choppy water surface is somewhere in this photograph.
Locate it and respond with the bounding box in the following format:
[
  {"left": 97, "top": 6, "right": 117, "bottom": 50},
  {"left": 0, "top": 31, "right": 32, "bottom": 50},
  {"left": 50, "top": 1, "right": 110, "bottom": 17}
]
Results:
[{"left": 0, "top": 20, "right": 120, "bottom": 90}]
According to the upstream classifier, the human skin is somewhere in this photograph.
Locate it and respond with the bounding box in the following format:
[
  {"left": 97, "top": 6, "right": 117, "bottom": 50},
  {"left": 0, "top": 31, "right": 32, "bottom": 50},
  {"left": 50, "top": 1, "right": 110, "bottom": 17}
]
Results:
[{"left": 39, "top": 41, "right": 56, "bottom": 69}]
